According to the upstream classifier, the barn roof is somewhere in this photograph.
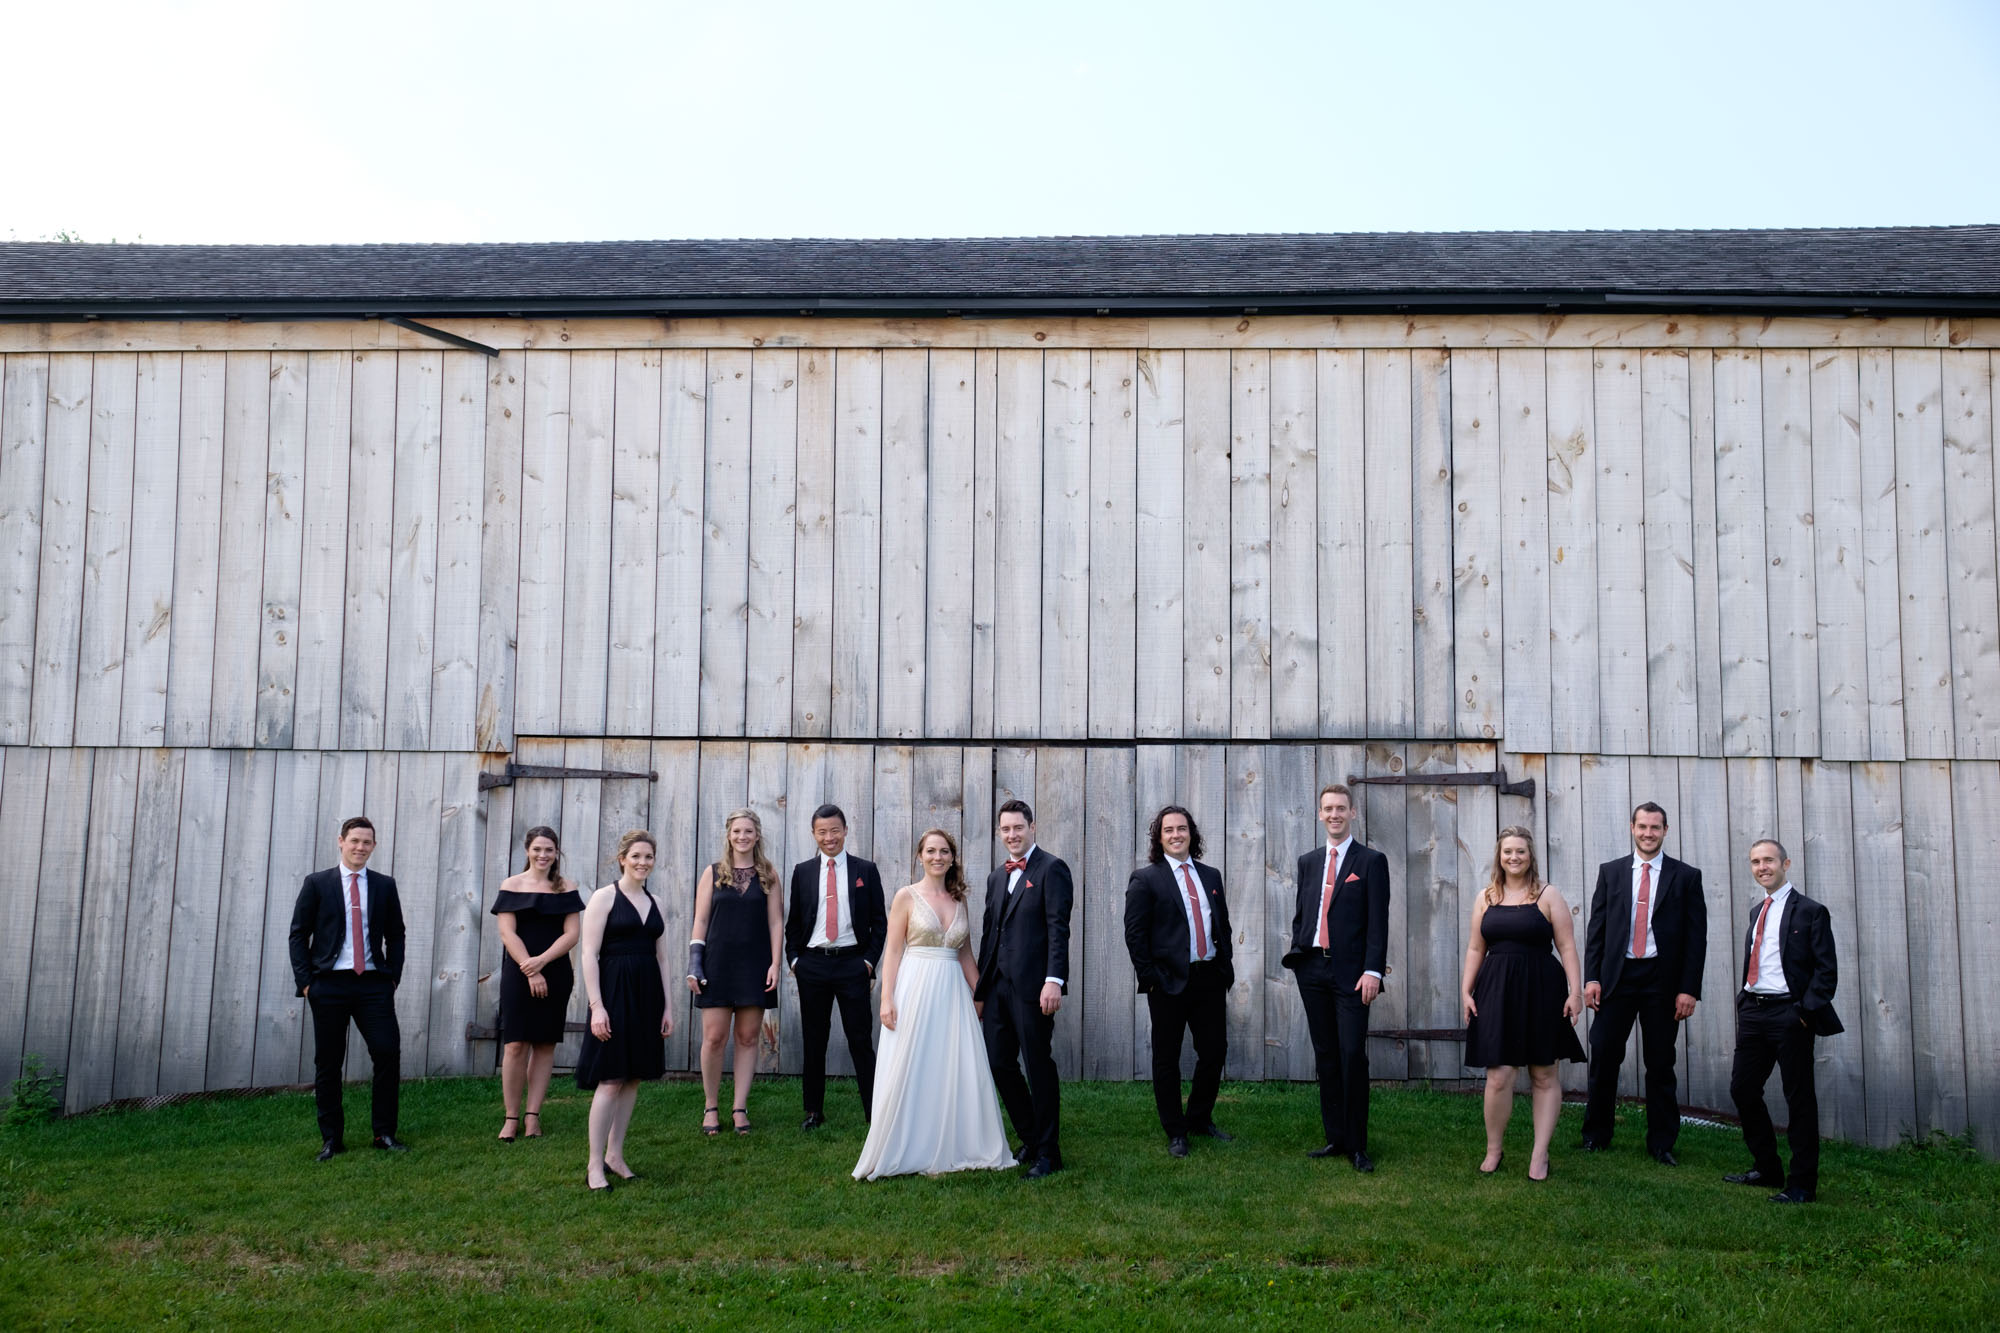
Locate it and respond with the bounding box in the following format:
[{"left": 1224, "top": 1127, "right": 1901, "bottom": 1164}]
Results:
[{"left": 3, "top": 226, "right": 1998, "bottom": 319}]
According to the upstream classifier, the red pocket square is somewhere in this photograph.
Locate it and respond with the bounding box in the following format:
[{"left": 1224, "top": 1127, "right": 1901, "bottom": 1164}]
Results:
[
  {"left": 1025, "top": 880, "right": 1034, "bottom": 888},
  {"left": 1345, "top": 873, "right": 1361, "bottom": 883}
]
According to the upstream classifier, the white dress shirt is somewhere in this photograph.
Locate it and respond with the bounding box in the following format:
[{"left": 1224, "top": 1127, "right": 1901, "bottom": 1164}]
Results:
[
  {"left": 1325, "top": 837, "right": 1383, "bottom": 982},
  {"left": 1164, "top": 855, "right": 1215, "bottom": 963},
  {"left": 1746, "top": 884, "right": 1794, "bottom": 996},
  {"left": 1627, "top": 852, "right": 1664, "bottom": 959},
  {"left": 1005, "top": 842, "right": 1064, "bottom": 988},
  {"left": 333, "top": 864, "right": 373, "bottom": 972},
  {"left": 807, "top": 850, "right": 858, "bottom": 949}
]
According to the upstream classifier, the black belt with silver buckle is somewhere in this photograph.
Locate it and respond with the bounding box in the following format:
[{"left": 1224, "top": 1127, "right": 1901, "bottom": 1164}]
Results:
[
  {"left": 813, "top": 944, "right": 861, "bottom": 957},
  {"left": 1743, "top": 991, "right": 1791, "bottom": 1005}
]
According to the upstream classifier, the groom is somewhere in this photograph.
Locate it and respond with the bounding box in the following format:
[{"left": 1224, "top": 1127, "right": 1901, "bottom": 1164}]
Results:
[{"left": 974, "top": 798, "right": 1073, "bottom": 1179}]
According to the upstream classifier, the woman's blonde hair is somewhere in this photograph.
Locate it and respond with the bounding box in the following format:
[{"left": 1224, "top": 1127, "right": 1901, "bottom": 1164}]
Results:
[
  {"left": 1482, "top": 825, "right": 1543, "bottom": 906},
  {"left": 713, "top": 808, "right": 779, "bottom": 892}
]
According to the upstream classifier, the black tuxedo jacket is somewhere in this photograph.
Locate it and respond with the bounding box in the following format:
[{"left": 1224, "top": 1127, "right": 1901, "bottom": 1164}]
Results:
[
  {"left": 288, "top": 867, "right": 405, "bottom": 995},
  {"left": 1741, "top": 891, "right": 1843, "bottom": 1036},
  {"left": 1584, "top": 854, "right": 1707, "bottom": 999},
  {"left": 1123, "top": 859, "right": 1234, "bottom": 995},
  {"left": 973, "top": 847, "right": 1073, "bottom": 1002},
  {"left": 784, "top": 854, "right": 887, "bottom": 970},
  {"left": 1282, "top": 841, "right": 1391, "bottom": 986}
]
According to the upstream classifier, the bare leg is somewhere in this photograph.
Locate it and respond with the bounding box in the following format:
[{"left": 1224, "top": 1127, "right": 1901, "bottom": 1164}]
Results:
[
  {"left": 586, "top": 1079, "right": 623, "bottom": 1187},
  {"left": 605, "top": 1081, "right": 642, "bottom": 1176},
  {"left": 1528, "top": 1065, "right": 1561, "bottom": 1179},
  {"left": 730, "top": 1007, "right": 761, "bottom": 1121},
  {"left": 524, "top": 1043, "right": 557, "bottom": 1133},
  {"left": 499, "top": 1041, "right": 528, "bottom": 1138},
  {"left": 1482, "top": 1066, "right": 1515, "bottom": 1170},
  {"left": 700, "top": 1008, "right": 729, "bottom": 1130}
]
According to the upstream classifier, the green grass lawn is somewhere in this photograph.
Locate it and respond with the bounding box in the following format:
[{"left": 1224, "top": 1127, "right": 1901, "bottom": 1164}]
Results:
[{"left": 2, "top": 1077, "right": 1993, "bottom": 1330}]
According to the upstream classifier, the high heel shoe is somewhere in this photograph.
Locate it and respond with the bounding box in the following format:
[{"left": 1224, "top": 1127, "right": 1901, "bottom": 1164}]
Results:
[
  {"left": 497, "top": 1116, "right": 519, "bottom": 1143},
  {"left": 587, "top": 1174, "right": 614, "bottom": 1193},
  {"left": 733, "top": 1107, "right": 752, "bottom": 1136},
  {"left": 701, "top": 1106, "right": 721, "bottom": 1137},
  {"left": 1478, "top": 1151, "right": 1504, "bottom": 1175},
  {"left": 523, "top": 1111, "right": 543, "bottom": 1139},
  {"left": 1529, "top": 1158, "right": 1552, "bottom": 1182}
]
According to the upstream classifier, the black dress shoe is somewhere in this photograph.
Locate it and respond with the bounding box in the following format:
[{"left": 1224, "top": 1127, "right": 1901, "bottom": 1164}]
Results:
[
  {"left": 1578, "top": 1139, "right": 1608, "bottom": 1152},
  {"left": 1350, "top": 1150, "right": 1376, "bottom": 1173},
  {"left": 315, "top": 1140, "right": 345, "bottom": 1162},
  {"left": 372, "top": 1135, "right": 410, "bottom": 1152},
  {"left": 801, "top": 1112, "right": 826, "bottom": 1131},
  {"left": 1023, "top": 1156, "right": 1062, "bottom": 1179},
  {"left": 1192, "top": 1123, "right": 1234, "bottom": 1141},
  {"left": 1769, "top": 1186, "right": 1816, "bottom": 1204},
  {"left": 1652, "top": 1149, "right": 1680, "bottom": 1167},
  {"left": 1167, "top": 1136, "right": 1190, "bottom": 1158},
  {"left": 1013, "top": 1143, "right": 1032, "bottom": 1165},
  {"left": 1307, "top": 1143, "right": 1344, "bottom": 1159},
  {"left": 1724, "top": 1169, "right": 1781, "bottom": 1187}
]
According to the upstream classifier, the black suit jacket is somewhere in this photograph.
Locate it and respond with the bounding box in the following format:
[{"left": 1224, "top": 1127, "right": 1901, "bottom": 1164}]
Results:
[
  {"left": 1123, "top": 859, "right": 1234, "bottom": 995},
  {"left": 288, "top": 867, "right": 405, "bottom": 995},
  {"left": 973, "top": 847, "right": 1073, "bottom": 1002},
  {"left": 1741, "top": 891, "right": 1843, "bottom": 1036},
  {"left": 1584, "top": 854, "right": 1707, "bottom": 999},
  {"left": 784, "top": 854, "right": 887, "bottom": 970},
  {"left": 1282, "top": 841, "right": 1391, "bottom": 986}
]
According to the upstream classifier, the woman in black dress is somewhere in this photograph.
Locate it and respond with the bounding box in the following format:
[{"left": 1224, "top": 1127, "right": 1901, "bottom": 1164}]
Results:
[
  {"left": 492, "top": 826, "right": 583, "bottom": 1141},
  {"left": 576, "top": 830, "right": 675, "bottom": 1192},
  {"left": 1461, "top": 826, "right": 1585, "bottom": 1181},
  {"left": 686, "top": 808, "right": 783, "bottom": 1136}
]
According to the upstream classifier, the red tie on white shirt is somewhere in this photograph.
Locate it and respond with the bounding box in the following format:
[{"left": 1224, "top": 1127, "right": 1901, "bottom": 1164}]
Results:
[
  {"left": 1746, "top": 895, "right": 1774, "bottom": 989},
  {"left": 1315, "top": 848, "right": 1339, "bottom": 949},
  {"left": 347, "top": 872, "right": 365, "bottom": 974},
  {"left": 1632, "top": 861, "right": 1652, "bottom": 958},
  {"left": 1180, "top": 863, "right": 1208, "bottom": 959},
  {"left": 824, "top": 858, "right": 839, "bottom": 941}
]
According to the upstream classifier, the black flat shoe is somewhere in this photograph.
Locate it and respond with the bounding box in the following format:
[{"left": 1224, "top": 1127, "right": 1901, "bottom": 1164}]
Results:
[
  {"left": 1479, "top": 1152, "right": 1505, "bottom": 1175},
  {"left": 702, "top": 1106, "right": 721, "bottom": 1137},
  {"left": 522, "top": 1111, "right": 543, "bottom": 1139},
  {"left": 497, "top": 1116, "right": 519, "bottom": 1143},
  {"left": 732, "top": 1108, "right": 752, "bottom": 1136}
]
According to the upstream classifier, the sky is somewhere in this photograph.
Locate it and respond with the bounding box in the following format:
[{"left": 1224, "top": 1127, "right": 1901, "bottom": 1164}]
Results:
[{"left": 5, "top": 0, "right": 1999, "bottom": 244}]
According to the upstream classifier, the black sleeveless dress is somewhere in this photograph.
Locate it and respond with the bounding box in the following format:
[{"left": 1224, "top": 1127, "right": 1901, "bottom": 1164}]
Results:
[
  {"left": 694, "top": 865, "right": 779, "bottom": 1010},
  {"left": 1465, "top": 901, "right": 1588, "bottom": 1068},
  {"left": 491, "top": 886, "right": 584, "bottom": 1045},
  {"left": 575, "top": 889, "right": 667, "bottom": 1088}
]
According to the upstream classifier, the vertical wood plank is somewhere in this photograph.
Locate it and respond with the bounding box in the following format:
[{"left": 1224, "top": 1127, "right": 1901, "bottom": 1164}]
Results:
[
  {"left": 1642, "top": 350, "right": 1699, "bottom": 755},
  {"left": 513, "top": 350, "right": 569, "bottom": 737},
  {"left": 1262, "top": 743, "right": 1317, "bottom": 1080},
  {"left": 1688, "top": 352, "right": 1727, "bottom": 756},
  {"left": 1041, "top": 349, "right": 1091, "bottom": 740},
  {"left": 63, "top": 749, "right": 138, "bottom": 1109},
  {"left": 473, "top": 353, "right": 522, "bottom": 752},
  {"left": 383, "top": 352, "right": 443, "bottom": 749},
  {"left": 745, "top": 348, "right": 798, "bottom": 737},
  {"left": 1134, "top": 350, "right": 1185, "bottom": 739},
  {"left": 654, "top": 350, "right": 705, "bottom": 736},
  {"left": 292, "top": 352, "right": 353, "bottom": 751},
  {"left": 1714, "top": 349, "right": 1774, "bottom": 756},
  {"left": 1579, "top": 754, "right": 1636, "bottom": 1095},
  {"left": 1451, "top": 349, "right": 1503, "bottom": 743},
  {"left": 791, "top": 351, "right": 836, "bottom": 737},
  {"left": 430, "top": 354, "right": 485, "bottom": 750},
  {"left": 1183, "top": 350, "right": 1231, "bottom": 739},
  {"left": 1595, "top": 349, "right": 1650, "bottom": 753},
  {"left": 209, "top": 353, "right": 274, "bottom": 750},
  {"left": 1318, "top": 354, "right": 1369, "bottom": 737},
  {"left": 961, "top": 746, "right": 995, "bottom": 939},
  {"left": 873, "top": 745, "right": 915, "bottom": 906},
  {"left": 1083, "top": 746, "right": 1136, "bottom": 1080},
  {"left": 30, "top": 355, "right": 93, "bottom": 746},
  {"left": 1363, "top": 350, "right": 1415, "bottom": 739},
  {"left": 1799, "top": 759, "right": 1865, "bottom": 1143},
  {"left": 253, "top": 749, "right": 320, "bottom": 1088},
  {"left": 338, "top": 351, "right": 397, "bottom": 749},
  {"left": 0, "top": 356, "right": 50, "bottom": 742},
  {"left": 1268, "top": 351, "right": 1319, "bottom": 738},
  {"left": 561, "top": 351, "right": 616, "bottom": 736},
  {"left": 115, "top": 747, "right": 182, "bottom": 1097},
  {"left": 1901, "top": 760, "right": 1967, "bottom": 1136},
  {"left": 253, "top": 353, "right": 308, "bottom": 748},
  {"left": 878, "top": 350, "right": 928, "bottom": 738},
  {"left": 649, "top": 740, "right": 700, "bottom": 1069},
  {"left": 1229, "top": 351, "right": 1273, "bottom": 739},
  {"left": 389, "top": 752, "right": 443, "bottom": 1075},
  {"left": 428, "top": 752, "right": 485, "bottom": 1075},
  {"left": 1943, "top": 350, "right": 2000, "bottom": 757},
  {"left": 23, "top": 748, "right": 90, "bottom": 1086},
  {"left": 1762, "top": 350, "right": 1821, "bottom": 756},
  {"left": 1088, "top": 349, "right": 1137, "bottom": 739},
  {"left": 159, "top": 747, "right": 227, "bottom": 1093},
  {"left": 1848, "top": 762, "right": 1915, "bottom": 1145},
  {"left": 968, "top": 351, "right": 1000, "bottom": 739},
  {"left": 1675, "top": 756, "right": 1734, "bottom": 1110},
  {"left": 1894, "top": 350, "right": 1954, "bottom": 758},
  {"left": 1544, "top": 348, "right": 1599, "bottom": 754},
  {"left": 1034, "top": 747, "right": 1086, "bottom": 1080},
  {"left": 606, "top": 350, "right": 662, "bottom": 737},
  {"left": 1410, "top": 350, "right": 1454, "bottom": 740},
  {"left": 75, "top": 355, "right": 137, "bottom": 746},
  {"left": 1498, "top": 350, "right": 1552, "bottom": 753},
  {"left": 832, "top": 349, "right": 882, "bottom": 737},
  {"left": 1949, "top": 761, "right": 2000, "bottom": 1154},
  {"left": 1810, "top": 350, "right": 1869, "bottom": 761},
  {"left": 992, "top": 350, "right": 1043, "bottom": 739},
  {"left": 1542, "top": 751, "right": 1585, "bottom": 1087},
  {"left": 1402, "top": 743, "right": 1459, "bottom": 1078},
  {"left": 119, "top": 354, "right": 181, "bottom": 747},
  {"left": 927, "top": 349, "right": 977, "bottom": 737},
  {"left": 1857, "top": 350, "right": 1906, "bottom": 761},
  {"left": 1454, "top": 742, "right": 1505, "bottom": 1077},
  {"left": 0, "top": 749, "right": 47, "bottom": 1080},
  {"left": 471, "top": 767, "right": 513, "bottom": 1075},
  {"left": 206, "top": 749, "right": 276, "bottom": 1090}
]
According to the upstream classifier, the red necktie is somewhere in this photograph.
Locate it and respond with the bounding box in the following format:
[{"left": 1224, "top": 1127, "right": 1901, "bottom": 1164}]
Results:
[
  {"left": 347, "top": 872, "right": 365, "bottom": 974},
  {"left": 1746, "top": 895, "right": 1774, "bottom": 989},
  {"left": 824, "top": 858, "right": 839, "bottom": 941},
  {"left": 1180, "top": 863, "right": 1208, "bottom": 959},
  {"left": 1632, "top": 861, "right": 1652, "bottom": 958},
  {"left": 1315, "top": 847, "right": 1338, "bottom": 948}
]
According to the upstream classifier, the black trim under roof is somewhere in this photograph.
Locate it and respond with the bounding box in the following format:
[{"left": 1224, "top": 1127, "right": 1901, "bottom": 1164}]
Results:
[{"left": 3, "top": 227, "right": 1998, "bottom": 320}]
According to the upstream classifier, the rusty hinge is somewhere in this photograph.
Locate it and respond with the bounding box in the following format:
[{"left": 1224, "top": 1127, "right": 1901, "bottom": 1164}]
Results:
[
  {"left": 478, "top": 762, "right": 660, "bottom": 791},
  {"left": 1346, "top": 768, "right": 1536, "bottom": 799}
]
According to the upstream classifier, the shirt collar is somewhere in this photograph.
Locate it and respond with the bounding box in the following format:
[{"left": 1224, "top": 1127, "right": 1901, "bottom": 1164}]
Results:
[
  {"left": 1012, "top": 843, "right": 1038, "bottom": 867},
  {"left": 1166, "top": 854, "right": 1194, "bottom": 874},
  {"left": 820, "top": 849, "right": 845, "bottom": 868},
  {"left": 1634, "top": 851, "right": 1663, "bottom": 873},
  {"left": 1327, "top": 836, "right": 1351, "bottom": 859},
  {"left": 1763, "top": 882, "right": 1793, "bottom": 904}
]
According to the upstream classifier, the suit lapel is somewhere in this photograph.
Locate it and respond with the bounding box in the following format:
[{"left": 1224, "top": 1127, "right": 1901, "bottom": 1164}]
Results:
[
  {"left": 998, "top": 850, "right": 1036, "bottom": 928},
  {"left": 1158, "top": 862, "right": 1190, "bottom": 954}
]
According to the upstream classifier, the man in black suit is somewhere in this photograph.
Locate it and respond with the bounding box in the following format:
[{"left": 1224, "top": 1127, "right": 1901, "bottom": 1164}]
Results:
[
  {"left": 973, "top": 798, "right": 1073, "bottom": 1179},
  {"left": 1124, "top": 804, "right": 1235, "bottom": 1158},
  {"left": 1282, "top": 783, "right": 1390, "bottom": 1173},
  {"left": 1725, "top": 839, "right": 1842, "bottom": 1204},
  {"left": 784, "top": 803, "right": 886, "bottom": 1130},
  {"left": 288, "top": 816, "right": 407, "bottom": 1160},
  {"left": 1581, "top": 801, "right": 1707, "bottom": 1164}
]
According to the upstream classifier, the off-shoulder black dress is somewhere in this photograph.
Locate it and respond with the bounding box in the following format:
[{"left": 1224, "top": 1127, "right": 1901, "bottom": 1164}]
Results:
[{"left": 491, "top": 886, "right": 585, "bottom": 1045}]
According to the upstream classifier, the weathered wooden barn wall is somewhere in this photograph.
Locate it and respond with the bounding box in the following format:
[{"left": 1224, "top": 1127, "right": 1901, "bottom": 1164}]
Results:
[{"left": 0, "top": 316, "right": 1995, "bottom": 1156}]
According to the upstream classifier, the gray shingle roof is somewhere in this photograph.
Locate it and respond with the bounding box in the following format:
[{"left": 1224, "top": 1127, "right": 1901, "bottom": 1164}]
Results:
[{"left": 3, "top": 227, "right": 1997, "bottom": 317}]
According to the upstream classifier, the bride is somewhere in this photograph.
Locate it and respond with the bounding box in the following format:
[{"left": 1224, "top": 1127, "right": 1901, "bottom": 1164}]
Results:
[{"left": 852, "top": 828, "right": 1016, "bottom": 1180}]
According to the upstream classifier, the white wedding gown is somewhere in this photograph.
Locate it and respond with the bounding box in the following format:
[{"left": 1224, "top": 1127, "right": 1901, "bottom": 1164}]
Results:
[{"left": 852, "top": 892, "right": 1016, "bottom": 1180}]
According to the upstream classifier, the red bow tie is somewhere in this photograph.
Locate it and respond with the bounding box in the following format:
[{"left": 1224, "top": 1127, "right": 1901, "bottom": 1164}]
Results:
[{"left": 1004, "top": 858, "right": 1028, "bottom": 873}]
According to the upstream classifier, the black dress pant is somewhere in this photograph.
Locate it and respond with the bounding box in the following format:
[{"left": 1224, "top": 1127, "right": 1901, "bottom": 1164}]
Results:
[
  {"left": 1296, "top": 957, "right": 1372, "bottom": 1152},
  {"left": 1730, "top": 993, "right": 1821, "bottom": 1192},
  {"left": 982, "top": 974, "right": 1061, "bottom": 1165},
  {"left": 308, "top": 971, "right": 400, "bottom": 1144},
  {"left": 1145, "top": 961, "right": 1228, "bottom": 1137},
  {"left": 1582, "top": 959, "right": 1682, "bottom": 1153},
  {"left": 795, "top": 950, "right": 876, "bottom": 1119}
]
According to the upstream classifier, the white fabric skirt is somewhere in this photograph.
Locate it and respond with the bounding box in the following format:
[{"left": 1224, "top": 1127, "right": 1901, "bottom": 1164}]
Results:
[{"left": 852, "top": 946, "right": 1016, "bottom": 1180}]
